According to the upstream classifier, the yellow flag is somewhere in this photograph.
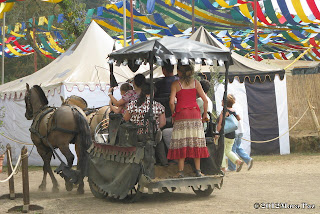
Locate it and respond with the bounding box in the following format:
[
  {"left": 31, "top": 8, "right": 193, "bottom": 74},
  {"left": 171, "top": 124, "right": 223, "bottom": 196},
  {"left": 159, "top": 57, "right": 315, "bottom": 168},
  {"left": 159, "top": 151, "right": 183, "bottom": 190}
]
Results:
[
  {"left": 14, "top": 23, "right": 21, "bottom": 32},
  {"left": 38, "top": 16, "right": 45, "bottom": 26},
  {"left": 165, "top": 0, "right": 172, "bottom": 6}
]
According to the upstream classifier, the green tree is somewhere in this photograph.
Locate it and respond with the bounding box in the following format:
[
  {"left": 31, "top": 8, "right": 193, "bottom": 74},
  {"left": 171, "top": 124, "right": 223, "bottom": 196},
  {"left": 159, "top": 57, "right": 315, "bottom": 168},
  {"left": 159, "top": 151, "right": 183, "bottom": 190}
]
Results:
[
  {"left": 78, "top": 0, "right": 107, "bottom": 9},
  {"left": 2, "top": 0, "right": 90, "bottom": 82},
  {"left": 58, "top": 0, "right": 87, "bottom": 48}
]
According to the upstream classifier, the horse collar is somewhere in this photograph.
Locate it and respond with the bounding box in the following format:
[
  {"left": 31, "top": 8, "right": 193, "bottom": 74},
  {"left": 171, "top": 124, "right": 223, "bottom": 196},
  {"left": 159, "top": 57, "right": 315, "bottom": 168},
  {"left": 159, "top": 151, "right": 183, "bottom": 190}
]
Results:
[{"left": 33, "top": 105, "right": 50, "bottom": 119}]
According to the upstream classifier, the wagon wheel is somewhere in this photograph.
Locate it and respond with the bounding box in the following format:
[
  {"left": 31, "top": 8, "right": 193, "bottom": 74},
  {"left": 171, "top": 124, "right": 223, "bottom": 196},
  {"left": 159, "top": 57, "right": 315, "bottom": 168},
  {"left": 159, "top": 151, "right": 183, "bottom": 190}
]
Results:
[
  {"left": 88, "top": 179, "right": 107, "bottom": 199},
  {"left": 191, "top": 185, "right": 214, "bottom": 197},
  {"left": 123, "top": 184, "right": 142, "bottom": 203}
]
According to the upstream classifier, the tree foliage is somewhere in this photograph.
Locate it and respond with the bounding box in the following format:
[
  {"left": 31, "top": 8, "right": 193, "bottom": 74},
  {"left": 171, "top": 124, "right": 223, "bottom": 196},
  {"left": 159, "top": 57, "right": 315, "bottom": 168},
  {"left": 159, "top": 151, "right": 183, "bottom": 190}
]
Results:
[
  {"left": 58, "top": 0, "right": 87, "bottom": 48},
  {"left": 2, "top": 0, "right": 90, "bottom": 83}
]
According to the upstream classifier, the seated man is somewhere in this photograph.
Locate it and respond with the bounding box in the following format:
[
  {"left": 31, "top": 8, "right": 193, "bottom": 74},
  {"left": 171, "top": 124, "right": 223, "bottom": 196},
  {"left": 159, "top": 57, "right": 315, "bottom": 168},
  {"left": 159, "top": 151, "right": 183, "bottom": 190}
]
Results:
[{"left": 154, "top": 62, "right": 179, "bottom": 118}]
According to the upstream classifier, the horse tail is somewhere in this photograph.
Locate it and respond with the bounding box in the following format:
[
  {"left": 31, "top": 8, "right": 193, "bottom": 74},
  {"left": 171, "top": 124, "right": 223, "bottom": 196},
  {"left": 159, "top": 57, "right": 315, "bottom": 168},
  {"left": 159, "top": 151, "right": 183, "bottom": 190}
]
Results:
[{"left": 71, "top": 106, "right": 92, "bottom": 177}]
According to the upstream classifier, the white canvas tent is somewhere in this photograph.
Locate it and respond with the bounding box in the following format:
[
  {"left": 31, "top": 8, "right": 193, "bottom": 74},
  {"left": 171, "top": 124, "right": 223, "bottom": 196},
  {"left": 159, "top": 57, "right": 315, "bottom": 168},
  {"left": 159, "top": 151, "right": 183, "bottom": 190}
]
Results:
[{"left": 0, "top": 21, "right": 147, "bottom": 165}]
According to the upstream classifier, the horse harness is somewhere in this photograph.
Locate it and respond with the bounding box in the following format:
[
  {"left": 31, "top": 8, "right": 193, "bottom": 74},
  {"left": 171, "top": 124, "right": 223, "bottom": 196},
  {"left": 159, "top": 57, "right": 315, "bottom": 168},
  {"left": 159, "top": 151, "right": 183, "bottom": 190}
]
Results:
[
  {"left": 86, "top": 106, "right": 110, "bottom": 128},
  {"left": 29, "top": 105, "right": 79, "bottom": 148}
]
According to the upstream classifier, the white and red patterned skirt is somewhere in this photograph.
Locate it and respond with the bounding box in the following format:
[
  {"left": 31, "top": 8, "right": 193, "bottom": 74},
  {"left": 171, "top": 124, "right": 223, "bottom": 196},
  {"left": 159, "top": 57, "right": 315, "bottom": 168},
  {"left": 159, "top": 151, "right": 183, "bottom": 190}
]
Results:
[{"left": 167, "top": 108, "right": 209, "bottom": 160}]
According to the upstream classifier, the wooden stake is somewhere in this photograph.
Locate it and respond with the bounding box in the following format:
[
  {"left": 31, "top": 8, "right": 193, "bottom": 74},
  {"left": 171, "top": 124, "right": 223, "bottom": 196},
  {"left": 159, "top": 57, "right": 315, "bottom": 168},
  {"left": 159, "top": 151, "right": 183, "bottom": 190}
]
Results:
[
  {"left": 308, "top": 100, "right": 320, "bottom": 137},
  {"left": 6, "top": 144, "right": 15, "bottom": 200},
  {"left": 21, "top": 146, "right": 29, "bottom": 213}
]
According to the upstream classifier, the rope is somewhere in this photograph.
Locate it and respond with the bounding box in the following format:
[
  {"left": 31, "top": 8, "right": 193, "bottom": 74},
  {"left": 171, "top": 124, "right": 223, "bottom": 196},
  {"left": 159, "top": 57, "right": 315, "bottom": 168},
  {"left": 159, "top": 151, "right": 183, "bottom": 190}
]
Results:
[
  {"left": 284, "top": 47, "right": 312, "bottom": 71},
  {"left": 0, "top": 133, "right": 33, "bottom": 145},
  {"left": 0, "top": 153, "right": 26, "bottom": 183},
  {"left": 0, "top": 149, "right": 29, "bottom": 183},
  {"left": 28, "top": 145, "right": 35, "bottom": 158},
  {"left": 7, "top": 150, "right": 26, "bottom": 176},
  {"left": 241, "top": 107, "right": 309, "bottom": 143}
]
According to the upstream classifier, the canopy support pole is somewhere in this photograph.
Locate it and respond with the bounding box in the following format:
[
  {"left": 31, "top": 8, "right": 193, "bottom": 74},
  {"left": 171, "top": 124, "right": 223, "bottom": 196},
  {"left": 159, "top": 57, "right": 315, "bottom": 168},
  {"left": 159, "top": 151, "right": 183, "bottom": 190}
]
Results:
[
  {"left": 130, "top": 0, "right": 134, "bottom": 45},
  {"left": 148, "top": 52, "right": 154, "bottom": 140},
  {"left": 254, "top": 0, "right": 258, "bottom": 61},
  {"left": 123, "top": 0, "right": 126, "bottom": 47},
  {"left": 217, "top": 61, "right": 230, "bottom": 168},
  {"left": 1, "top": 12, "right": 5, "bottom": 85}
]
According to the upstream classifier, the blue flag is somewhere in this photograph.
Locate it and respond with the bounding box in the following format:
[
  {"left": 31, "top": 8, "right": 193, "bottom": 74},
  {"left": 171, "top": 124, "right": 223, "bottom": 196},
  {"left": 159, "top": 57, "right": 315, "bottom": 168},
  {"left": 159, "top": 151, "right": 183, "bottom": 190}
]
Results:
[{"left": 147, "top": 0, "right": 155, "bottom": 14}]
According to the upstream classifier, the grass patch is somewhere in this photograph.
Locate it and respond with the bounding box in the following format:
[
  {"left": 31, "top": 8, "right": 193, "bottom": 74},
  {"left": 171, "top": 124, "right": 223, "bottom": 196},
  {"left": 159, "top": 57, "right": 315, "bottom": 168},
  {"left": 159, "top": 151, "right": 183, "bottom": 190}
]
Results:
[{"left": 290, "top": 136, "right": 320, "bottom": 153}]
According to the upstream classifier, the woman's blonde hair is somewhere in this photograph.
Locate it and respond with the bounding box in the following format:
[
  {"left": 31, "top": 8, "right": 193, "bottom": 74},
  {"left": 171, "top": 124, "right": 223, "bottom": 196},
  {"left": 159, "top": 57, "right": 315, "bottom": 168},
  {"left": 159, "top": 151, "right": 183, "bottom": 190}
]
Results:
[
  {"left": 226, "top": 94, "right": 236, "bottom": 108},
  {"left": 177, "top": 62, "right": 195, "bottom": 85}
]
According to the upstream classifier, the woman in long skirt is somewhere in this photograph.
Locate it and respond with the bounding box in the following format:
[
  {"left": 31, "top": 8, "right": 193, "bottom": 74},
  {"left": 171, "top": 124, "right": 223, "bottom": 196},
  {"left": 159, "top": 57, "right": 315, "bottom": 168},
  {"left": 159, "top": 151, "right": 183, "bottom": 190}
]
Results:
[{"left": 167, "top": 62, "right": 209, "bottom": 177}]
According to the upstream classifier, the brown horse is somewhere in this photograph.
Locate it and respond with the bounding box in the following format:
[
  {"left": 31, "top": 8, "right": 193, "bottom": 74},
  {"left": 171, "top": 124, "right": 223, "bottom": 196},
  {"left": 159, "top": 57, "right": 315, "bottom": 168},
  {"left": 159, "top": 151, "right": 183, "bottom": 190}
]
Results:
[
  {"left": 25, "top": 84, "right": 91, "bottom": 194},
  {"left": 61, "top": 96, "right": 110, "bottom": 138}
]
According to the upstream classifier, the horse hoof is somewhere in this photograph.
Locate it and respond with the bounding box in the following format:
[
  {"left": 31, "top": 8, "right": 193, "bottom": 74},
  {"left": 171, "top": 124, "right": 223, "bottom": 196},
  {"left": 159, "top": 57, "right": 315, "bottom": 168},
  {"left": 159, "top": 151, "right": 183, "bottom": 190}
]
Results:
[
  {"left": 52, "top": 187, "right": 59, "bottom": 193},
  {"left": 77, "top": 188, "right": 84, "bottom": 194},
  {"left": 65, "top": 183, "right": 74, "bottom": 192},
  {"left": 38, "top": 185, "right": 46, "bottom": 191}
]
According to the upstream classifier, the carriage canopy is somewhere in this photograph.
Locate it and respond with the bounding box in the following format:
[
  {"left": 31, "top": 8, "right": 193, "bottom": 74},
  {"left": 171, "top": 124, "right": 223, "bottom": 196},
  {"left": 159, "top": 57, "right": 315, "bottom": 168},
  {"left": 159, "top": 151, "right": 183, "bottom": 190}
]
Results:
[{"left": 109, "top": 36, "right": 233, "bottom": 70}]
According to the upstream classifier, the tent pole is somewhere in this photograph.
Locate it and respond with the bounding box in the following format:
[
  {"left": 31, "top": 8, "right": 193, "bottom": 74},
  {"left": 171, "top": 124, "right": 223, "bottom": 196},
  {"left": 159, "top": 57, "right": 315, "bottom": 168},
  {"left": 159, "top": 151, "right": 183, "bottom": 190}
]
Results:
[
  {"left": 130, "top": 0, "right": 134, "bottom": 45},
  {"left": 1, "top": 12, "right": 5, "bottom": 85},
  {"left": 33, "top": 17, "right": 37, "bottom": 72},
  {"left": 254, "top": 0, "right": 258, "bottom": 61},
  {"left": 192, "top": 0, "right": 195, "bottom": 34},
  {"left": 123, "top": 0, "right": 126, "bottom": 47}
]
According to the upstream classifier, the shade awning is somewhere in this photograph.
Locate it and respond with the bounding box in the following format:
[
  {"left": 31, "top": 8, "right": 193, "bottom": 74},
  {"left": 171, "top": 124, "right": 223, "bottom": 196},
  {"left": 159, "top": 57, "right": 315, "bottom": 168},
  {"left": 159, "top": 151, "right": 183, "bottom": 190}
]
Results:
[{"left": 109, "top": 36, "right": 233, "bottom": 65}]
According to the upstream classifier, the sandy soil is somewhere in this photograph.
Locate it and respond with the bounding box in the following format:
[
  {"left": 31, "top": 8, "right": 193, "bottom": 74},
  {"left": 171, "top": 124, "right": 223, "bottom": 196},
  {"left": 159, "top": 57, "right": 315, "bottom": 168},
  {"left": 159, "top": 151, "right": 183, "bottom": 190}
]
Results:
[{"left": 1, "top": 154, "right": 320, "bottom": 214}]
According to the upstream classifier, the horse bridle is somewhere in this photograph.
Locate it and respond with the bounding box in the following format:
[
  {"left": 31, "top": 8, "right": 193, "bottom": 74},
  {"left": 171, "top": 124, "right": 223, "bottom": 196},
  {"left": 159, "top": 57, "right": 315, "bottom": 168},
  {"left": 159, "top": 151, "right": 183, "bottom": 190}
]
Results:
[
  {"left": 25, "top": 89, "right": 34, "bottom": 119},
  {"left": 25, "top": 88, "right": 49, "bottom": 119}
]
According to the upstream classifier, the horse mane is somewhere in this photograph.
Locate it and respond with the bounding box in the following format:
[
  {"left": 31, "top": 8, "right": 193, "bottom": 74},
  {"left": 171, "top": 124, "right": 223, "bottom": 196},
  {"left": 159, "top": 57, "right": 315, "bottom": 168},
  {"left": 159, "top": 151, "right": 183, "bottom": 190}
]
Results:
[
  {"left": 64, "top": 95, "right": 88, "bottom": 110},
  {"left": 33, "top": 85, "right": 49, "bottom": 106},
  {"left": 67, "top": 95, "right": 87, "bottom": 107}
]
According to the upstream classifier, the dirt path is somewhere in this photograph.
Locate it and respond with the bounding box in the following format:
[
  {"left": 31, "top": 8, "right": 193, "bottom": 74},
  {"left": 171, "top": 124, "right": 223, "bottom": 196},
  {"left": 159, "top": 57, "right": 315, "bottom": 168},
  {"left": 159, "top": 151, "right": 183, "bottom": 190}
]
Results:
[{"left": 1, "top": 154, "right": 320, "bottom": 213}]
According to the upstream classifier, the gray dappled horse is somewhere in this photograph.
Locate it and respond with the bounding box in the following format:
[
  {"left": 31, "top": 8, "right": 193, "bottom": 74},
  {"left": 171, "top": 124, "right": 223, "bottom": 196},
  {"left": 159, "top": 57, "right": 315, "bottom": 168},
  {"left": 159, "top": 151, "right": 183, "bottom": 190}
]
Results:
[{"left": 24, "top": 84, "right": 92, "bottom": 194}]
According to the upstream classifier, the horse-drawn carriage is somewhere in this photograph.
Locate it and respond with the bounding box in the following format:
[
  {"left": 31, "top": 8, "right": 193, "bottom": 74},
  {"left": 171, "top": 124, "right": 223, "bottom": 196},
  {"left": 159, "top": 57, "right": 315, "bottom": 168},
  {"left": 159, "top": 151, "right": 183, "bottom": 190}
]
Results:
[
  {"left": 24, "top": 36, "right": 232, "bottom": 202},
  {"left": 88, "top": 112, "right": 223, "bottom": 201},
  {"left": 87, "top": 37, "right": 233, "bottom": 201}
]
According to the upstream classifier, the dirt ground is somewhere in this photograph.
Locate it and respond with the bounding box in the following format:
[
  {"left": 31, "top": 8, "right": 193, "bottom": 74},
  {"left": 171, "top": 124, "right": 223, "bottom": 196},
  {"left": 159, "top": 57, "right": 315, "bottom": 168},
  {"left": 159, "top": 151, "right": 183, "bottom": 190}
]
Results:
[{"left": 1, "top": 154, "right": 320, "bottom": 214}]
